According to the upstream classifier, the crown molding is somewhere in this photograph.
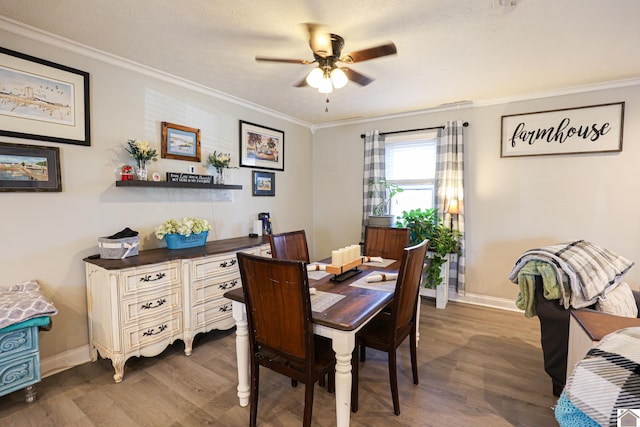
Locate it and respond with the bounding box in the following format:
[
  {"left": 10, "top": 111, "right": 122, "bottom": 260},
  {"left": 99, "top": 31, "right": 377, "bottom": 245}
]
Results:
[
  {"left": 311, "top": 78, "right": 640, "bottom": 131},
  {"left": 0, "top": 16, "right": 311, "bottom": 128}
]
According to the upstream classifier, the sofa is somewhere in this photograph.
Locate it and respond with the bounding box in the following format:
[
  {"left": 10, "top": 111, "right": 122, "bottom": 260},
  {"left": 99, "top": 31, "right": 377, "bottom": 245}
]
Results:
[{"left": 534, "top": 275, "right": 640, "bottom": 396}]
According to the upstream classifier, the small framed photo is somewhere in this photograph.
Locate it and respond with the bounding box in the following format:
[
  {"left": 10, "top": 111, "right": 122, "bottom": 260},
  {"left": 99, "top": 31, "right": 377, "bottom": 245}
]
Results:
[
  {"left": 252, "top": 171, "right": 275, "bottom": 196},
  {"left": 161, "top": 121, "right": 201, "bottom": 162},
  {"left": 0, "top": 142, "right": 62, "bottom": 192},
  {"left": 239, "top": 120, "right": 284, "bottom": 171},
  {"left": 0, "top": 47, "right": 91, "bottom": 146}
]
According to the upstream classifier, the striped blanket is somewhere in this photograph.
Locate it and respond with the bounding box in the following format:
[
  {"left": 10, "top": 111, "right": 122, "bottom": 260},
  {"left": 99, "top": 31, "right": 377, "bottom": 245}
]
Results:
[
  {"left": 556, "top": 327, "right": 640, "bottom": 427},
  {"left": 509, "top": 240, "right": 634, "bottom": 310}
]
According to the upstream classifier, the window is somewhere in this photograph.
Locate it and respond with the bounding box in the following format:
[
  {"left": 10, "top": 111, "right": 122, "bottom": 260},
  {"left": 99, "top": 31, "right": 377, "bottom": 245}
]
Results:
[{"left": 385, "top": 131, "right": 438, "bottom": 217}]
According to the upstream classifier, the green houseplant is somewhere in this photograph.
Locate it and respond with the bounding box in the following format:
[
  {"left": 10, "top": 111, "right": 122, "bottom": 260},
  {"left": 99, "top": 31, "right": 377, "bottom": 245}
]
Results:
[
  {"left": 368, "top": 179, "right": 403, "bottom": 227},
  {"left": 396, "top": 208, "right": 461, "bottom": 288}
]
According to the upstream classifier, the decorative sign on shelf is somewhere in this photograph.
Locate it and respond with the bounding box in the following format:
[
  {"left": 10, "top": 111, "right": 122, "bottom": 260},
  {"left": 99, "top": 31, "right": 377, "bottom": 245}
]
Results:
[
  {"left": 166, "top": 172, "right": 214, "bottom": 185},
  {"left": 500, "top": 102, "right": 624, "bottom": 158}
]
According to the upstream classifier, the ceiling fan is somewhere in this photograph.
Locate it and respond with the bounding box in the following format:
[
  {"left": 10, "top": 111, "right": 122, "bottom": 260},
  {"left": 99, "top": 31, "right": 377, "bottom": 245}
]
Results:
[{"left": 255, "top": 23, "right": 397, "bottom": 94}]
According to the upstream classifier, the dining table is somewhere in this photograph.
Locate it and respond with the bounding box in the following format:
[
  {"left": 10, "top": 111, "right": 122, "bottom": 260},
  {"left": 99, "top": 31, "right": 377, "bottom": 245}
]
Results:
[{"left": 224, "top": 257, "right": 400, "bottom": 427}]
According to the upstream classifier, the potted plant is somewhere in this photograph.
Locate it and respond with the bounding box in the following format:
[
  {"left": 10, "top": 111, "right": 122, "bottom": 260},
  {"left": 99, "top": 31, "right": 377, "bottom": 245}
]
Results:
[
  {"left": 396, "top": 208, "right": 461, "bottom": 307},
  {"left": 367, "top": 179, "right": 404, "bottom": 227},
  {"left": 155, "top": 217, "right": 212, "bottom": 249},
  {"left": 207, "top": 151, "right": 237, "bottom": 184}
]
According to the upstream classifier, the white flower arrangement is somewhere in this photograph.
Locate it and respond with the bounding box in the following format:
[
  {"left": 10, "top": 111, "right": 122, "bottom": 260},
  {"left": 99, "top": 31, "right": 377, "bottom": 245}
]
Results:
[{"left": 155, "top": 217, "right": 212, "bottom": 239}]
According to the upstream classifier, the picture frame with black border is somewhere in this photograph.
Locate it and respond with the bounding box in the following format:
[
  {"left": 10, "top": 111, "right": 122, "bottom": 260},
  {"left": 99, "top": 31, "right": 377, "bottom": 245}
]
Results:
[
  {"left": 239, "top": 120, "right": 284, "bottom": 171},
  {"left": 0, "top": 142, "right": 62, "bottom": 192},
  {"left": 252, "top": 170, "right": 275, "bottom": 196},
  {"left": 161, "top": 121, "right": 201, "bottom": 162},
  {"left": 0, "top": 46, "right": 91, "bottom": 146}
]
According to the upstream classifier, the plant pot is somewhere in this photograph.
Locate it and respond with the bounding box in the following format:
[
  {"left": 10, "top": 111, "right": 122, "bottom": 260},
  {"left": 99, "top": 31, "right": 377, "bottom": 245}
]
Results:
[
  {"left": 419, "top": 253, "right": 450, "bottom": 309},
  {"left": 165, "top": 231, "right": 208, "bottom": 249},
  {"left": 367, "top": 214, "right": 395, "bottom": 227}
]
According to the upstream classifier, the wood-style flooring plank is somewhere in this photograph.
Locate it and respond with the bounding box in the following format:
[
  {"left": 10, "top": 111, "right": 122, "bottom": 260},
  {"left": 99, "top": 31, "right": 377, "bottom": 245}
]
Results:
[{"left": 0, "top": 298, "right": 558, "bottom": 426}]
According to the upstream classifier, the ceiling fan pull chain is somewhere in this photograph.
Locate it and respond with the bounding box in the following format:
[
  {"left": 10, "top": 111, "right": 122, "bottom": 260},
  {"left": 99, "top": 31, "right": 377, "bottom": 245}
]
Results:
[{"left": 325, "top": 96, "right": 330, "bottom": 112}]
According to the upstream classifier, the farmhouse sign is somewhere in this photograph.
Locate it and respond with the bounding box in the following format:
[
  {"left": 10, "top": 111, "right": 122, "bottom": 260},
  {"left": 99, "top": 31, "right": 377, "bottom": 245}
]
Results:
[{"left": 500, "top": 102, "right": 624, "bottom": 157}]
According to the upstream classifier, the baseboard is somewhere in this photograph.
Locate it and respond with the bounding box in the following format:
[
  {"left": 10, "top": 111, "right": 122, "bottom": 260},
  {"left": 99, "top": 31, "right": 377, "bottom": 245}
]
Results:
[
  {"left": 40, "top": 344, "right": 92, "bottom": 378},
  {"left": 420, "top": 287, "right": 523, "bottom": 313}
]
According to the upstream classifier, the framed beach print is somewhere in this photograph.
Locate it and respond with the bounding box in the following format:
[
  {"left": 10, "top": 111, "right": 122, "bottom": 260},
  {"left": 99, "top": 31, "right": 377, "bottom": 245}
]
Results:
[
  {"left": 252, "top": 171, "right": 275, "bottom": 196},
  {"left": 0, "top": 142, "right": 61, "bottom": 192},
  {"left": 0, "top": 47, "right": 91, "bottom": 146},
  {"left": 161, "top": 121, "right": 201, "bottom": 162},
  {"left": 239, "top": 120, "right": 284, "bottom": 171}
]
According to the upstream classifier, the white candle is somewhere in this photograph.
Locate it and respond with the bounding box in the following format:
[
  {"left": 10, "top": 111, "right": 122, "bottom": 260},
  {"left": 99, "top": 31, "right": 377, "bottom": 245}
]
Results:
[
  {"left": 350, "top": 245, "right": 360, "bottom": 261},
  {"left": 332, "top": 250, "right": 343, "bottom": 266},
  {"left": 338, "top": 248, "right": 348, "bottom": 264}
]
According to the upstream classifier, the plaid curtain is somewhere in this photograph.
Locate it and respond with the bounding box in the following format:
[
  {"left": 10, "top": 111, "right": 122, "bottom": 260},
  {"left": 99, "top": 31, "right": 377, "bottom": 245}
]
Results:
[
  {"left": 435, "top": 121, "right": 466, "bottom": 294},
  {"left": 361, "top": 130, "right": 385, "bottom": 241}
]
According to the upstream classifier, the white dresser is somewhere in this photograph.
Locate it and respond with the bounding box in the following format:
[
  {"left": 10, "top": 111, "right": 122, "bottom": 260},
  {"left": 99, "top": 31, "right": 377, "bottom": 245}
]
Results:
[{"left": 84, "top": 236, "right": 270, "bottom": 382}]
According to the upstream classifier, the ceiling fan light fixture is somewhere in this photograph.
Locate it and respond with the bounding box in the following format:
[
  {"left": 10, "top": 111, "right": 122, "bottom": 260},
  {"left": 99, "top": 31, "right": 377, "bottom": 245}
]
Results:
[
  {"left": 330, "top": 67, "right": 348, "bottom": 89},
  {"left": 318, "top": 77, "right": 333, "bottom": 94},
  {"left": 306, "top": 68, "right": 324, "bottom": 88}
]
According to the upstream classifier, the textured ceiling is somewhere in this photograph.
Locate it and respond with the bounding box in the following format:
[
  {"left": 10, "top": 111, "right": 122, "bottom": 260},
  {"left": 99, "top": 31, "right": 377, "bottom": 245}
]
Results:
[{"left": 1, "top": 0, "right": 639, "bottom": 125}]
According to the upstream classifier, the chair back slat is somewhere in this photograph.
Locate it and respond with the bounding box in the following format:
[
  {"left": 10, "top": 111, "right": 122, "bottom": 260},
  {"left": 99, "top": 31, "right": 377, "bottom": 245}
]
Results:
[
  {"left": 389, "top": 239, "right": 429, "bottom": 336},
  {"left": 237, "top": 252, "right": 312, "bottom": 361},
  {"left": 269, "top": 230, "right": 310, "bottom": 264},
  {"left": 363, "top": 226, "right": 410, "bottom": 261}
]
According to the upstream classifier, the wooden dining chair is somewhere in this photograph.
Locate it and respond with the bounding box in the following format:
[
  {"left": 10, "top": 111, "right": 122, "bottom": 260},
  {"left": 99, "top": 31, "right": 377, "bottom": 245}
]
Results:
[
  {"left": 363, "top": 226, "right": 410, "bottom": 261},
  {"left": 351, "top": 239, "right": 429, "bottom": 416},
  {"left": 268, "top": 230, "right": 310, "bottom": 263},
  {"left": 236, "top": 252, "right": 335, "bottom": 427}
]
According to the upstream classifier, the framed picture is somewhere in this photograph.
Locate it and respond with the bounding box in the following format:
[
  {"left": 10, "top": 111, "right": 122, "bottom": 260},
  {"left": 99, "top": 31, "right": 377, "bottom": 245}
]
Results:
[
  {"left": 161, "top": 121, "right": 201, "bottom": 162},
  {"left": 252, "top": 171, "right": 275, "bottom": 196},
  {"left": 501, "top": 102, "right": 624, "bottom": 158},
  {"left": 0, "top": 47, "right": 91, "bottom": 146},
  {"left": 0, "top": 142, "right": 61, "bottom": 192},
  {"left": 239, "top": 120, "right": 284, "bottom": 171}
]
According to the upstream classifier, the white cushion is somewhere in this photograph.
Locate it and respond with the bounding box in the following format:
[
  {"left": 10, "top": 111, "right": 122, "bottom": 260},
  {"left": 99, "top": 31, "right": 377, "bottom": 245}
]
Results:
[{"left": 595, "top": 282, "right": 638, "bottom": 318}]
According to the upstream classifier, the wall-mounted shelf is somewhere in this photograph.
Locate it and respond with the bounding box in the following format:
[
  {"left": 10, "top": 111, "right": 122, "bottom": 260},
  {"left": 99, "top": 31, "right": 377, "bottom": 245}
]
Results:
[{"left": 115, "top": 181, "right": 243, "bottom": 190}]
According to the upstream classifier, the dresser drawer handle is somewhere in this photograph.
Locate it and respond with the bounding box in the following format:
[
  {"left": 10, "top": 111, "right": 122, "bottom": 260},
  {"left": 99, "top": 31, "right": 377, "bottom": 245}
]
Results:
[
  {"left": 219, "top": 259, "right": 237, "bottom": 268},
  {"left": 140, "top": 298, "right": 167, "bottom": 310},
  {"left": 219, "top": 304, "right": 231, "bottom": 313},
  {"left": 218, "top": 280, "right": 238, "bottom": 290},
  {"left": 142, "top": 324, "right": 168, "bottom": 337},
  {"left": 140, "top": 272, "right": 166, "bottom": 282}
]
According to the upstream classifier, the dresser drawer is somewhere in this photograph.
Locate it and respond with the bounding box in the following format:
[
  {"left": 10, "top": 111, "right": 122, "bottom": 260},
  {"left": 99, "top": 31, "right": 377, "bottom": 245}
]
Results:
[
  {"left": 0, "top": 352, "right": 40, "bottom": 396},
  {"left": 192, "top": 271, "right": 240, "bottom": 305},
  {"left": 191, "top": 247, "right": 260, "bottom": 281},
  {"left": 121, "top": 262, "right": 181, "bottom": 296},
  {"left": 260, "top": 244, "right": 272, "bottom": 258},
  {"left": 121, "top": 287, "right": 182, "bottom": 325},
  {"left": 0, "top": 326, "right": 38, "bottom": 359},
  {"left": 123, "top": 313, "right": 182, "bottom": 353},
  {"left": 192, "top": 297, "right": 235, "bottom": 330}
]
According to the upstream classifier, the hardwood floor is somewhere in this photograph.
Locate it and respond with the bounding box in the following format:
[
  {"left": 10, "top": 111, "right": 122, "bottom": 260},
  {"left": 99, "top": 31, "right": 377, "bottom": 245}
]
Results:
[{"left": 0, "top": 299, "right": 558, "bottom": 426}]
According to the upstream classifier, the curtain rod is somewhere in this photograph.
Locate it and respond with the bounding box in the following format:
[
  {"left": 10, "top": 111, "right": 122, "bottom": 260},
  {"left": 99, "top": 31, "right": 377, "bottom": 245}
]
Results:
[{"left": 360, "top": 122, "right": 469, "bottom": 139}]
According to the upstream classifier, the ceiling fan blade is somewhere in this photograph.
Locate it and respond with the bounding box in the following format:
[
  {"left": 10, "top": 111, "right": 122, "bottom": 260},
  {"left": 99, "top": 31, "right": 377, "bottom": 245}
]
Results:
[
  {"left": 341, "top": 42, "right": 397, "bottom": 63},
  {"left": 305, "top": 22, "right": 332, "bottom": 58},
  {"left": 255, "top": 56, "right": 312, "bottom": 64},
  {"left": 294, "top": 76, "right": 308, "bottom": 87},
  {"left": 342, "top": 67, "right": 373, "bottom": 86}
]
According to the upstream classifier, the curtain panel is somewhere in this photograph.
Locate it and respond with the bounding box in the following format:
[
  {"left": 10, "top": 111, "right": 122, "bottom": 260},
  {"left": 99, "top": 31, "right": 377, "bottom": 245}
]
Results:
[
  {"left": 436, "top": 120, "right": 466, "bottom": 294},
  {"left": 361, "top": 130, "right": 385, "bottom": 241}
]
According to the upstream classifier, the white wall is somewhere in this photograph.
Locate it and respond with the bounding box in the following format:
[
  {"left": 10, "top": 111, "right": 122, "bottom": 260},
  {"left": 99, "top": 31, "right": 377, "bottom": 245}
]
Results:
[
  {"left": 313, "top": 84, "right": 640, "bottom": 305},
  {"left": 0, "top": 28, "right": 314, "bottom": 371}
]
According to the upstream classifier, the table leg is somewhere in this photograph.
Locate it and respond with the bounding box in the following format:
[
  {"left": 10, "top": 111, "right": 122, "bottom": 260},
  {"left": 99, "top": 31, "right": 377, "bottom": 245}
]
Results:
[
  {"left": 328, "top": 329, "right": 355, "bottom": 427},
  {"left": 232, "top": 301, "right": 250, "bottom": 407}
]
